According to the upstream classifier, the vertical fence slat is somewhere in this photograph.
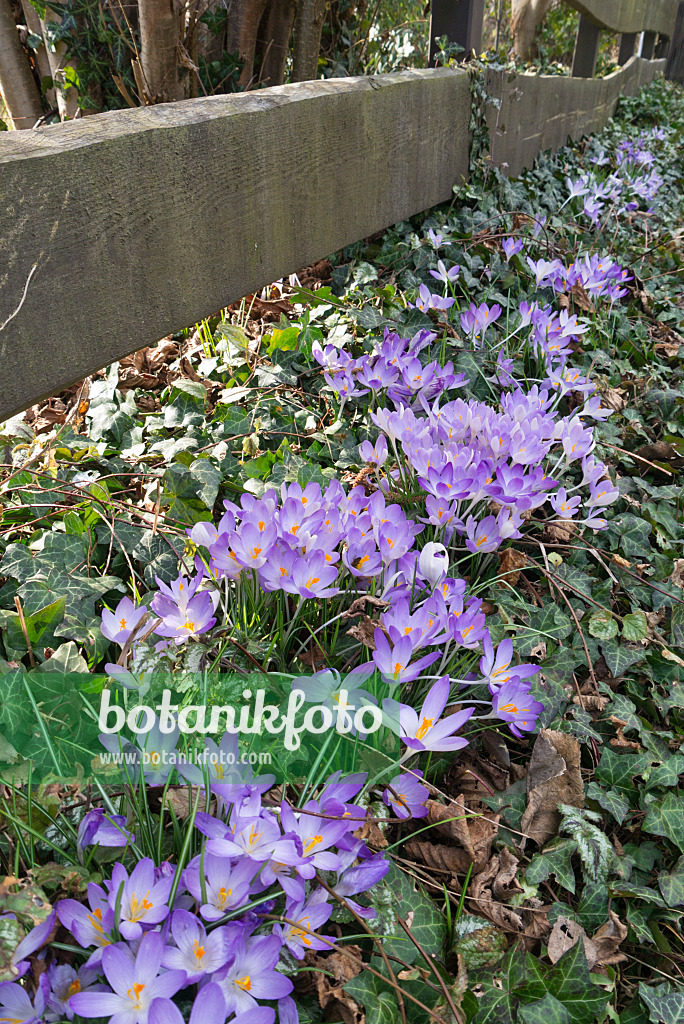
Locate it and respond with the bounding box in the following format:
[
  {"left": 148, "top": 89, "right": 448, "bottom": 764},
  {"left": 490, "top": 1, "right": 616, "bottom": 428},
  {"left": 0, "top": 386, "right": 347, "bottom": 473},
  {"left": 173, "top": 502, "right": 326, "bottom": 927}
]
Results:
[
  {"left": 666, "top": 0, "right": 684, "bottom": 78},
  {"left": 618, "top": 32, "right": 637, "bottom": 63},
  {"left": 641, "top": 29, "right": 657, "bottom": 56},
  {"left": 428, "top": 0, "right": 485, "bottom": 65},
  {"left": 572, "top": 14, "right": 601, "bottom": 76}
]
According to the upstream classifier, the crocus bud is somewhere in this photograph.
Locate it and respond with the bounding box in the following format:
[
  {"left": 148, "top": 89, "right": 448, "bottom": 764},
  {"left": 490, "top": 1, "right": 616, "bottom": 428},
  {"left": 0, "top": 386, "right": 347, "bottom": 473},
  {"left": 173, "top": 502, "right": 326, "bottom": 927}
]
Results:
[{"left": 419, "top": 542, "right": 448, "bottom": 587}]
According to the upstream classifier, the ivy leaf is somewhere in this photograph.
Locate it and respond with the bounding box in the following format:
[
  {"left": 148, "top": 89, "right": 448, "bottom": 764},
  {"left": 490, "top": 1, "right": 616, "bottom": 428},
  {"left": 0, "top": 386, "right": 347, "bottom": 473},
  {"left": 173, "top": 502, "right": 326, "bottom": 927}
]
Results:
[
  {"left": 622, "top": 610, "right": 648, "bottom": 641},
  {"left": 544, "top": 940, "right": 609, "bottom": 1023},
  {"left": 553, "top": 564, "right": 594, "bottom": 599},
  {"left": 4, "top": 596, "right": 66, "bottom": 657},
  {"left": 471, "top": 949, "right": 525, "bottom": 1023},
  {"left": 527, "top": 840, "right": 577, "bottom": 894},
  {"left": 657, "top": 856, "right": 684, "bottom": 908},
  {"left": 612, "top": 514, "right": 652, "bottom": 559},
  {"left": 0, "top": 669, "right": 29, "bottom": 737},
  {"left": 369, "top": 864, "right": 446, "bottom": 965},
  {"left": 639, "top": 983, "right": 684, "bottom": 1023},
  {"left": 588, "top": 609, "right": 618, "bottom": 640},
  {"left": 189, "top": 458, "right": 221, "bottom": 511},
  {"left": 643, "top": 792, "right": 684, "bottom": 851},
  {"left": 586, "top": 781, "right": 630, "bottom": 825},
  {"left": 595, "top": 749, "right": 649, "bottom": 792},
  {"left": 520, "top": 993, "right": 572, "bottom": 1024}
]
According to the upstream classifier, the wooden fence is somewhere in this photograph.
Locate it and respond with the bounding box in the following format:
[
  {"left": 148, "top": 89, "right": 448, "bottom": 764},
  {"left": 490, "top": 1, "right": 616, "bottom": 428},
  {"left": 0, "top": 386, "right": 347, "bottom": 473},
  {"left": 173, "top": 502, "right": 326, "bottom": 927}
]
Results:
[{"left": 0, "top": 0, "right": 679, "bottom": 424}]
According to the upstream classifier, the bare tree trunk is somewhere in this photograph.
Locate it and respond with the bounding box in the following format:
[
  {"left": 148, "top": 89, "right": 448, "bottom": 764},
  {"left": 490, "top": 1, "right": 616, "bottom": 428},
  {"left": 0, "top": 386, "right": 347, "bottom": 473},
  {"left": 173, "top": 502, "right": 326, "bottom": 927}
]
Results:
[
  {"left": 255, "top": 0, "right": 297, "bottom": 86},
  {"left": 511, "top": 0, "right": 552, "bottom": 61},
  {"left": 138, "top": 0, "right": 185, "bottom": 101},
  {"left": 19, "top": 0, "right": 55, "bottom": 110},
  {"left": 226, "top": 0, "right": 268, "bottom": 88},
  {"left": 41, "top": 0, "right": 81, "bottom": 118},
  {"left": 290, "top": 0, "right": 326, "bottom": 82},
  {"left": 0, "top": 0, "right": 43, "bottom": 127}
]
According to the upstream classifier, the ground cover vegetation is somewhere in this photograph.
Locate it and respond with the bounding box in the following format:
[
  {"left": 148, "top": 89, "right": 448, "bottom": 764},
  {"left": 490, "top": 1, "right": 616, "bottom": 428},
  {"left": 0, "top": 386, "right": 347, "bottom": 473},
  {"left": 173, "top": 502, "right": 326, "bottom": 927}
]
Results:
[{"left": 0, "top": 76, "right": 684, "bottom": 1022}]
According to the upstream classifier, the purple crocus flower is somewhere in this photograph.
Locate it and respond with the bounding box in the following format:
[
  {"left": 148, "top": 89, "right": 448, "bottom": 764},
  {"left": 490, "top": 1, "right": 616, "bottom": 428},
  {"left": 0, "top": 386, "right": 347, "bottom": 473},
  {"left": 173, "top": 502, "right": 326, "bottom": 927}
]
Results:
[
  {"left": 0, "top": 978, "right": 48, "bottom": 1024},
  {"left": 9, "top": 909, "right": 56, "bottom": 980},
  {"left": 77, "top": 808, "right": 135, "bottom": 859},
  {"left": 280, "top": 801, "right": 351, "bottom": 877},
  {"left": 149, "top": 984, "right": 276, "bottom": 1024},
  {"left": 385, "top": 675, "right": 474, "bottom": 752},
  {"left": 464, "top": 515, "right": 502, "bottom": 554},
  {"left": 46, "top": 964, "right": 103, "bottom": 1021},
  {"left": 429, "top": 260, "right": 460, "bottom": 286},
  {"left": 207, "top": 813, "right": 282, "bottom": 863},
  {"left": 152, "top": 589, "right": 217, "bottom": 643},
  {"left": 359, "top": 435, "right": 389, "bottom": 467},
  {"left": 480, "top": 636, "right": 538, "bottom": 693},
  {"left": 184, "top": 851, "right": 259, "bottom": 921},
  {"left": 57, "top": 883, "right": 115, "bottom": 967},
  {"left": 212, "top": 935, "right": 294, "bottom": 1016},
  {"left": 69, "top": 931, "right": 186, "bottom": 1023},
  {"left": 502, "top": 237, "right": 524, "bottom": 260},
  {"left": 333, "top": 852, "right": 391, "bottom": 919},
  {"left": 279, "top": 552, "right": 340, "bottom": 599},
  {"left": 101, "top": 596, "right": 147, "bottom": 646},
  {"left": 161, "top": 910, "right": 235, "bottom": 983},
  {"left": 383, "top": 769, "right": 429, "bottom": 820},
  {"left": 106, "top": 858, "right": 174, "bottom": 940},
  {"left": 372, "top": 631, "right": 439, "bottom": 685},
  {"left": 273, "top": 890, "right": 333, "bottom": 959},
  {"left": 492, "top": 678, "right": 544, "bottom": 738}
]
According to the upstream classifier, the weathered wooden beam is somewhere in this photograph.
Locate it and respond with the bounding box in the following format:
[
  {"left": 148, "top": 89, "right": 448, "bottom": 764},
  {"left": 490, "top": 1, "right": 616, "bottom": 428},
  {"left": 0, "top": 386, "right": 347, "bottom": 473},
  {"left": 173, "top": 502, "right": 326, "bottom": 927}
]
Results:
[
  {"left": 564, "top": 0, "right": 679, "bottom": 36},
  {"left": 486, "top": 56, "right": 667, "bottom": 177},
  {"left": 0, "top": 69, "right": 471, "bottom": 422},
  {"left": 641, "top": 29, "right": 657, "bottom": 56},
  {"left": 572, "top": 14, "right": 601, "bottom": 77},
  {"left": 618, "top": 32, "right": 637, "bottom": 63},
  {"left": 429, "top": 0, "right": 485, "bottom": 65},
  {"left": 665, "top": 0, "right": 684, "bottom": 79}
]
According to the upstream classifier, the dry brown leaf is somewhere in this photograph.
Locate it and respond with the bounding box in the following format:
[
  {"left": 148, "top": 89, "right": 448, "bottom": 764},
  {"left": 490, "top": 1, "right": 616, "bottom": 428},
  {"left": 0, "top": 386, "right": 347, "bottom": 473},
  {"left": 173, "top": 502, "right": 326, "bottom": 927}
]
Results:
[
  {"left": 671, "top": 559, "right": 684, "bottom": 590},
  {"left": 545, "top": 519, "right": 577, "bottom": 543},
  {"left": 609, "top": 719, "right": 642, "bottom": 751},
  {"left": 601, "top": 387, "right": 627, "bottom": 412},
  {"left": 313, "top": 946, "right": 364, "bottom": 1024},
  {"left": 611, "top": 553, "right": 632, "bottom": 569},
  {"left": 520, "top": 730, "right": 583, "bottom": 848},
  {"left": 426, "top": 797, "right": 500, "bottom": 872},
  {"left": 572, "top": 695, "right": 609, "bottom": 711},
  {"left": 346, "top": 616, "right": 383, "bottom": 650},
  {"left": 353, "top": 811, "right": 387, "bottom": 850},
  {"left": 491, "top": 847, "right": 524, "bottom": 902},
  {"left": 592, "top": 910, "right": 629, "bottom": 966},
  {"left": 570, "top": 281, "right": 595, "bottom": 312},
  {"left": 469, "top": 855, "right": 524, "bottom": 933},
  {"left": 547, "top": 911, "right": 628, "bottom": 969},
  {"left": 405, "top": 839, "right": 473, "bottom": 876},
  {"left": 548, "top": 916, "right": 597, "bottom": 966},
  {"left": 497, "top": 548, "right": 527, "bottom": 585}
]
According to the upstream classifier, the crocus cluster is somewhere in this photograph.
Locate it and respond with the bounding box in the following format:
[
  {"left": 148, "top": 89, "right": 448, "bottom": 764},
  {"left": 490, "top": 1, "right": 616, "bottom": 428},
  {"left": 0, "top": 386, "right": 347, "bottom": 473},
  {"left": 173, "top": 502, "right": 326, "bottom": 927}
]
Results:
[{"left": 3, "top": 755, "right": 409, "bottom": 1024}]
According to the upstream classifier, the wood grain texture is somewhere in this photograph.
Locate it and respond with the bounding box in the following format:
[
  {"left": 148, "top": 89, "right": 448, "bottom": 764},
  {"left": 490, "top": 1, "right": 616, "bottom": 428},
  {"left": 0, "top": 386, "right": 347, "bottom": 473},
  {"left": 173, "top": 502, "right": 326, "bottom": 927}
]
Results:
[
  {"left": 564, "top": 0, "right": 679, "bottom": 35},
  {"left": 666, "top": 1, "right": 684, "bottom": 80},
  {"left": 0, "top": 69, "right": 471, "bottom": 422},
  {"left": 486, "top": 56, "right": 666, "bottom": 177}
]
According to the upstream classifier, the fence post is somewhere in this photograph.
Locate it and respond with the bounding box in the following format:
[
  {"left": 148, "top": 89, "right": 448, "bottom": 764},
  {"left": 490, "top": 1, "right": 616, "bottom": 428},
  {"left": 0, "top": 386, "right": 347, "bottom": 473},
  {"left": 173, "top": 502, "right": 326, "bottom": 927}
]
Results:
[
  {"left": 666, "top": 1, "right": 684, "bottom": 81},
  {"left": 571, "top": 14, "right": 601, "bottom": 77},
  {"left": 429, "top": 0, "right": 485, "bottom": 65},
  {"left": 618, "top": 32, "right": 636, "bottom": 64},
  {"left": 641, "top": 30, "right": 657, "bottom": 57}
]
